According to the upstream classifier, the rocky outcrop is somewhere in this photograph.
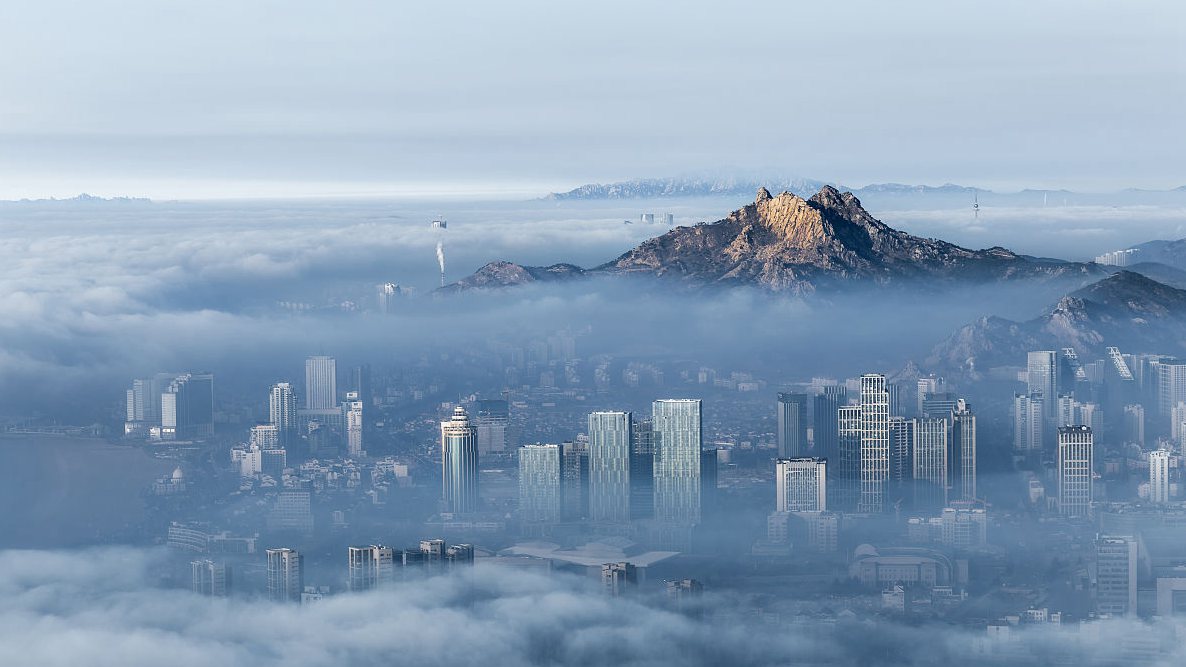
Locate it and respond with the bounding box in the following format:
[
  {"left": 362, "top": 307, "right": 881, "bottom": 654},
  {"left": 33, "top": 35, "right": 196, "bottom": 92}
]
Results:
[{"left": 437, "top": 261, "right": 585, "bottom": 293}]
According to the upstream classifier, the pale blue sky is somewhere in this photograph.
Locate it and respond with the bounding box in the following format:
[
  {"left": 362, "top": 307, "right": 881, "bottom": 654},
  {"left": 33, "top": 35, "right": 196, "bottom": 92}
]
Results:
[{"left": 1, "top": 0, "right": 1183, "bottom": 198}]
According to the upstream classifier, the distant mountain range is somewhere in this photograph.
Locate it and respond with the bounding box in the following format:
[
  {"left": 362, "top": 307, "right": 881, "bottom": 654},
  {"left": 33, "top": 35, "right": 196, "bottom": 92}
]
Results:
[
  {"left": 928, "top": 270, "right": 1186, "bottom": 374},
  {"left": 0, "top": 193, "right": 151, "bottom": 204},
  {"left": 447, "top": 185, "right": 1102, "bottom": 295},
  {"left": 545, "top": 177, "right": 978, "bottom": 200}
]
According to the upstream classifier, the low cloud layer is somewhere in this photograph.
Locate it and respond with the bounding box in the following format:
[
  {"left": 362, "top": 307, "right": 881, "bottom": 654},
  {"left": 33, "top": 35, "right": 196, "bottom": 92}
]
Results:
[{"left": 0, "top": 547, "right": 1180, "bottom": 667}]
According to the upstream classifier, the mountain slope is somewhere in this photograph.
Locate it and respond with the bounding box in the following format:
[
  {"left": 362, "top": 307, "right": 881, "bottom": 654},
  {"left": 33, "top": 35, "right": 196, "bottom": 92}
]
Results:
[{"left": 929, "top": 271, "right": 1186, "bottom": 374}]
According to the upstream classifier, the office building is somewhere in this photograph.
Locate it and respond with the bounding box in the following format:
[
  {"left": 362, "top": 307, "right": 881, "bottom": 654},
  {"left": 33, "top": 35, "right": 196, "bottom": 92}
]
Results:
[
  {"left": 1150, "top": 449, "right": 1172, "bottom": 504},
  {"left": 561, "top": 440, "right": 589, "bottom": 520},
  {"left": 125, "top": 372, "right": 177, "bottom": 433},
  {"left": 304, "top": 355, "right": 337, "bottom": 410},
  {"left": 348, "top": 545, "right": 395, "bottom": 591},
  {"left": 629, "top": 418, "right": 655, "bottom": 520},
  {"left": 588, "top": 411, "right": 632, "bottom": 523},
  {"left": 268, "top": 491, "right": 314, "bottom": 532},
  {"left": 888, "top": 416, "right": 914, "bottom": 487},
  {"left": 268, "top": 382, "right": 298, "bottom": 443},
  {"left": 950, "top": 400, "right": 976, "bottom": 502},
  {"left": 1124, "top": 404, "right": 1145, "bottom": 445},
  {"left": 518, "top": 444, "right": 562, "bottom": 523},
  {"left": 474, "top": 399, "right": 510, "bottom": 454},
  {"left": 191, "top": 559, "right": 232, "bottom": 597},
  {"left": 266, "top": 548, "right": 303, "bottom": 603},
  {"left": 1157, "top": 359, "right": 1186, "bottom": 418},
  {"left": 1014, "top": 392, "right": 1044, "bottom": 453},
  {"left": 160, "top": 373, "right": 214, "bottom": 440},
  {"left": 776, "top": 392, "right": 809, "bottom": 459},
  {"left": 1096, "top": 536, "right": 1138, "bottom": 617},
  {"left": 441, "top": 406, "right": 479, "bottom": 514},
  {"left": 813, "top": 384, "right": 846, "bottom": 462},
  {"left": 921, "top": 391, "right": 959, "bottom": 420},
  {"left": 653, "top": 399, "right": 702, "bottom": 524},
  {"left": 916, "top": 376, "right": 944, "bottom": 416},
  {"left": 835, "top": 405, "right": 862, "bottom": 511},
  {"left": 775, "top": 458, "right": 827, "bottom": 512},
  {"left": 1028, "top": 351, "right": 1058, "bottom": 433},
  {"left": 940, "top": 506, "right": 987, "bottom": 549},
  {"left": 1058, "top": 426, "right": 1094, "bottom": 518},
  {"left": 913, "top": 418, "right": 949, "bottom": 510},
  {"left": 345, "top": 391, "right": 364, "bottom": 457},
  {"left": 859, "top": 374, "right": 890, "bottom": 513}
]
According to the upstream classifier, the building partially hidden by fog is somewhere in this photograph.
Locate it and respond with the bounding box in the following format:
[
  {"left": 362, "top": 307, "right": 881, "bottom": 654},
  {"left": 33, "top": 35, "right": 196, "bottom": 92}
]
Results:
[
  {"left": 348, "top": 545, "right": 395, "bottom": 591},
  {"left": 474, "top": 398, "right": 510, "bottom": 454},
  {"left": 191, "top": 559, "right": 231, "bottom": 597},
  {"left": 652, "top": 399, "right": 702, "bottom": 525},
  {"left": 304, "top": 355, "right": 337, "bottom": 410},
  {"left": 266, "top": 548, "right": 303, "bottom": 603},
  {"left": 1057, "top": 425, "right": 1094, "bottom": 518},
  {"left": 588, "top": 411, "right": 632, "bottom": 523},
  {"left": 161, "top": 373, "right": 214, "bottom": 440},
  {"left": 519, "top": 444, "right": 562, "bottom": 524},
  {"left": 776, "top": 392, "right": 809, "bottom": 459},
  {"left": 1095, "top": 535, "right": 1138, "bottom": 617},
  {"left": 441, "top": 406, "right": 479, "bottom": 514},
  {"left": 776, "top": 458, "right": 827, "bottom": 513},
  {"left": 268, "top": 381, "right": 298, "bottom": 444}
]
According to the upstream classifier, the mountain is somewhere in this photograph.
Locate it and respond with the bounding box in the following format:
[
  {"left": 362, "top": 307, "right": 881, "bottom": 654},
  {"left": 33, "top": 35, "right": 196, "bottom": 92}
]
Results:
[
  {"left": 546, "top": 177, "right": 829, "bottom": 200},
  {"left": 436, "top": 261, "right": 585, "bottom": 293},
  {"left": 928, "top": 271, "right": 1186, "bottom": 374},
  {"left": 0, "top": 193, "right": 151, "bottom": 205},
  {"left": 449, "top": 186, "right": 1102, "bottom": 295},
  {"left": 545, "top": 177, "right": 981, "bottom": 200}
]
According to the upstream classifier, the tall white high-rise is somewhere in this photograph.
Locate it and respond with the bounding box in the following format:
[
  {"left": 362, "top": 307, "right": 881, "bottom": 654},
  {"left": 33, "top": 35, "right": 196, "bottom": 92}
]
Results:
[
  {"left": 653, "top": 399, "right": 702, "bottom": 524},
  {"left": 266, "top": 548, "right": 303, "bottom": 603},
  {"left": 518, "top": 444, "right": 562, "bottom": 523},
  {"left": 1057, "top": 425, "right": 1094, "bottom": 518},
  {"left": 1172, "top": 401, "right": 1186, "bottom": 447},
  {"left": 441, "top": 407, "right": 479, "bottom": 514},
  {"left": 859, "top": 374, "right": 890, "bottom": 513},
  {"left": 269, "top": 382, "right": 298, "bottom": 442},
  {"left": 345, "top": 391, "right": 364, "bottom": 458},
  {"left": 588, "top": 411, "right": 632, "bottom": 523},
  {"left": 775, "top": 458, "right": 826, "bottom": 512},
  {"left": 1156, "top": 360, "right": 1186, "bottom": 418},
  {"left": 304, "top": 356, "right": 337, "bottom": 410},
  {"left": 1150, "top": 449, "right": 1172, "bottom": 504}
]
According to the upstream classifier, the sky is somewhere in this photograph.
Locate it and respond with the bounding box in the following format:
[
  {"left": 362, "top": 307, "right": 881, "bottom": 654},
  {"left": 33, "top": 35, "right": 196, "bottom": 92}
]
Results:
[{"left": 1, "top": 0, "right": 1184, "bottom": 199}]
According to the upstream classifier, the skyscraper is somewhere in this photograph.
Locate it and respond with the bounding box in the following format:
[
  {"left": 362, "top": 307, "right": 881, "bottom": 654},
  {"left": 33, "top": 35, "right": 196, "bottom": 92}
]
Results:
[
  {"left": 266, "top": 548, "right": 303, "bottom": 603},
  {"left": 518, "top": 444, "right": 562, "bottom": 523},
  {"left": 351, "top": 363, "right": 372, "bottom": 410},
  {"left": 161, "top": 373, "right": 214, "bottom": 440},
  {"left": 304, "top": 355, "right": 337, "bottom": 410},
  {"left": 835, "top": 405, "right": 862, "bottom": 511},
  {"left": 1150, "top": 449, "right": 1171, "bottom": 504},
  {"left": 776, "top": 392, "right": 809, "bottom": 459},
  {"left": 1057, "top": 425, "right": 1094, "bottom": 518},
  {"left": 269, "top": 382, "right": 298, "bottom": 444},
  {"left": 916, "top": 376, "right": 944, "bottom": 417},
  {"left": 345, "top": 391, "right": 364, "bottom": 457},
  {"left": 348, "top": 545, "right": 395, "bottom": 591},
  {"left": 588, "top": 411, "right": 632, "bottom": 523},
  {"left": 1156, "top": 359, "right": 1186, "bottom": 418},
  {"left": 1028, "top": 351, "right": 1058, "bottom": 436},
  {"left": 888, "top": 416, "right": 914, "bottom": 488},
  {"left": 441, "top": 407, "right": 479, "bottom": 514},
  {"left": 950, "top": 400, "right": 977, "bottom": 502},
  {"left": 1013, "top": 392, "right": 1044, "bottom": 453},
  {"left": 474, "top": 398, "right": 511, "bottom": 454},
  {"left": 913, "top": 418, "right": 949, "bottom": 510},
  {"left": 653, "top": 399, "right": 702, "bottom": 525},
  {"left": 1096, "top": 536, "right": 1138, "bottom": 617},
  {"left": 629, "top": 418, "right": 655, "bottom": 520},
  {"left": 561, "top": 440, "right": 589, "bottom": 520},
  {"left": 813, "top": 384, "right": 846, "bottom": 464},
  {"left": 1123, "top": 404, "right": 1145, "bottom": 445},
  {"left": 775, "top": 458, "right": 827, "bottom": 512},
  {"left": 859, "top": 374, "right": 890, "bottom": 513}
]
